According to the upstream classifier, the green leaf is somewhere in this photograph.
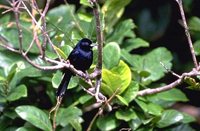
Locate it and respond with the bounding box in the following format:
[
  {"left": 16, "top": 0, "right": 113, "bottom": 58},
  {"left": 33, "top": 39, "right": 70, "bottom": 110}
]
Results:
[
  {"left": 102, "top": 60, "right": 131, "bottom": 96},
  {"left": 167, "top": 124, "right": 195, "bottom": 131},
  {"left": 129, "top": 118, "right": 142, "bottom": 130},
  {"left": 122, "top": 81, "right": 139, "bottom": 104},
  {"left": 0, "top": 15, "right": 39, "bottom": 54},
  {"left": 111, "top": 60, "right": 132, "bottom": 93},
  {"left": 16, "top": 127, "right": 28, "bottom": 131},
  {"left": 0, "top": 116, "right": 10, "bottom": 131},
  {"left": 141, "top": 47, "right": 172, "bottom": 83},
  {"left": 68, "top": 77, "right": 79, "bottom": 89},
  {"left": 135, "top": 99, "right": 148, "bottom": 112},
  {"left": 78, "top": 12, "right": 93, "bottom": 23},
  {"left": 0, "top": 95, "right": 6, "bottom": 103},
  {"left": 52, "top": 71, "right": 79, "bottom": 89},
  {"left": 194, "top": 40, "right": 200, "bottom": 55},
  {"left": 103, "top": 42, "right": 120, "bottom": 69},
  {"left": 46, "top": 51, "right": 58, "bottom": 59},
  {"left": 123, "top": 38, "right": 149, "bottom": 51},
  {"left": 121, "top": 49, "right": 135, "bottom": 66},
  {"left": 77, "top": 14, "right": 96, "bottom": 38},
  {"left": 135, "top": 99, "right": 163, "bottom": 116},
  {"left": 9, "top": 65, "right": 43, "bottom": 89},
  {"left": 16, "top": 123, "right": 39, "bottom": 131},
  {"left": 0, "top": 50, "right": 22, "bottom": 69},
  {"left": 106, "top": 19, "right": 136, "bottom": 43},
  {"left": 189, "top": 16, "right": 200, "bottom": 32},
  {"left": 182, "top": 113, "right": 195, "bottom": 123},
  {"left": 6, "top": 63, "right": 18, "bottom": 83},
  {"left": 52, "top": 71, "right": 62, "bottom": 88},
  {"left": 61, "top": 45, "right": 73, "bottom": 58},
  {"left": 7, "top": 84, "right": 27, "bottom": 101},
  {"left": 97, "top": 114, "right": 119, "bottom": 131},
  {"left": 47, "top": 5, "right": 75, "bottom": 32},
  {"left": 116, "top": 95, "right": 129, "bottom": 106},
  {"left": 147, "top": 88, "right": 188, "bottom": 102},
  {"left": 123, "top": 47, "right": 172, "bottom": 84},
  {"left": 102, "top": 0, "right": 131, "bottom": 32},
  {"left": 78, "top": 94, "right": 93, "bottom": 104},
  {"left": 16, "top": 126, "right": 38, "bottom": 131},
  {"left": 136, "top": 127, "right": 153, "bottom": 131},
  {"left": 157, "top": 109, "right": 184, "bottom": 128},
  {"left": 146, "top": 103, "right": 163, "bottom": 116},
  {"left": 4, "top": 109, "right": 18, "bottom": 119},
  {"left": 115, "top": 109, "right": 137, "bottom": 122},
  {"left": 15, "top": 106, "right": 52, "bottom": 131},
  {"left": 80, "top": 0, "right": 92, "bottom": 7},
  {"left": 102, "top": 69, "right": 121, "bottom": 95},
  {"left": 70, "top": 119, "right": 82, "bottom": 131},
  {"left": 53, "top": 45, "right": 67, "bottom": 59},
  {"left": 56, "top": 106, "right": 82, "bottom": 127}
]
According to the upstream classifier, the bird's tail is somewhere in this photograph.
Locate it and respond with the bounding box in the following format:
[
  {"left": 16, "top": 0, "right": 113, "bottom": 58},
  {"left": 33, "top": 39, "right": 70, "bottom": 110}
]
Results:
[{"left": 56, "top": 69, "right": 72, "bottom": 97}]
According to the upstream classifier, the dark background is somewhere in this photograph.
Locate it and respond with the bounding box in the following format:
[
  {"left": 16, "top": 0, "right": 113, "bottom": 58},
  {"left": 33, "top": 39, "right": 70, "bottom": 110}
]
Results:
[
  {"left": 52, "top": 0, "right": 200, "bottom": 129},
  {"left": 1, "top": 0, "right": 200, "bottom": 129}
]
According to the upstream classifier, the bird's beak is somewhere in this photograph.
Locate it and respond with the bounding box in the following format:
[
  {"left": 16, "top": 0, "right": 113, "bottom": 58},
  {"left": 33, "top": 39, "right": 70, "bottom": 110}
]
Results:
[{"left": 90, "top": 43, "right": 98, "bottom": 48}]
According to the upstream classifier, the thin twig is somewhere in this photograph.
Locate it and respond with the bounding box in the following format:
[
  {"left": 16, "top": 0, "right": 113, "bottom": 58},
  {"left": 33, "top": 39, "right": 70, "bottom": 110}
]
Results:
[
  {"left": 86, "top": 87, "right": 121, "bottom": 131},
  {"left": 21, "top": 1, "right": 62, "bottom": 61},
  {"left": 13, "top": 0, "right": 23, "bottom": 53},
  {"left": 49, "top": 97, "right": 63, "bottom": 131},
  {"left": 65, "top": 1, "right": 84, "bottom": 35},
  {"left": 175, "top": 0, "right": 198, "bottom": 69},
  {"left": 138, "top": 79, "right": 182, "bottom": 96},
  {"left": 160, "top": 62, "right": 181, "bottom": 78},
  {"left": 91, "top": 1, "right": 104, "bottom": 102},
  {"left": 137, "top": 68, "right": 200, "bottom": 96},
  {"left": 139, "top": 0, "right": 200, "bottom": 97},
  {"left": 40, "top": 0, "right": 50, "bottom": 58},
  {"left": 0, "top": 35, "right": 20, "bottom": 53},
  {"left": 24, "top": 36, "right": 35, "bottom": 55},
  {"left": 29, "top": 0, "right": 43, "bottom": 56}
]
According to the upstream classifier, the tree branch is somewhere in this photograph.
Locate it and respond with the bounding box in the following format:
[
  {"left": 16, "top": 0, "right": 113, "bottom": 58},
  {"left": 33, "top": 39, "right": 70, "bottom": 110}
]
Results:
[
  {"left": 138, "top": 0, "right": 200, "bottom": 97},
  {"left": 175, "top": 0, "right": 198, "bottom": 69},
  {"left": 90, "top": 0, "right": 104, "bottom": 102},
  {"left": 138, "top": 69, "right": 200, "bottom": 96}
]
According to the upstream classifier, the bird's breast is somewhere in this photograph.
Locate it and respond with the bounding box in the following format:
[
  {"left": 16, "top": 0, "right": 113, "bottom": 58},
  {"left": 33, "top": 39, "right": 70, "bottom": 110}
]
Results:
[{"left": 71, "top": 50, "right": 93, "bottom": 71}]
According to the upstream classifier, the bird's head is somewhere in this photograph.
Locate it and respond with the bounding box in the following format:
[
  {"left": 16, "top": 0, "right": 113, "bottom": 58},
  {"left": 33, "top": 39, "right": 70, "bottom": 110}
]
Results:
[{"left": 79, "top": 38, "right": 95, "bottom": 51}]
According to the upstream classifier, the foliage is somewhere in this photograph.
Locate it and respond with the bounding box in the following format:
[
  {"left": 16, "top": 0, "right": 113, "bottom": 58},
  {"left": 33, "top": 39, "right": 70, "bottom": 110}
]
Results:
[{"left": 0, "top": 0, "right": 199, "bottom": 131}]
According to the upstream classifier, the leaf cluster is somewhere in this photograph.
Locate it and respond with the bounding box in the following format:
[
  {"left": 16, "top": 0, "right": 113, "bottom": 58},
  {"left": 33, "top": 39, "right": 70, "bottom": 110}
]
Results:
[{"left": 0, "top": 0, "right": 199, "bottom": 131}]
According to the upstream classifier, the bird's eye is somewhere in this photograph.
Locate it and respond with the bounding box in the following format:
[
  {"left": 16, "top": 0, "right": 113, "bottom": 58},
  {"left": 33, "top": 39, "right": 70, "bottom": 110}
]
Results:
[{"left": 83, "top": 42, "right": 89, "bottom": 46}]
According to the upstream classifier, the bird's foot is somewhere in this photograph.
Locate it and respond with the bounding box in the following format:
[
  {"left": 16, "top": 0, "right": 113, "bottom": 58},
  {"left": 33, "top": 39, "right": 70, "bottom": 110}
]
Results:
[
  {"left": 95, "top": 91, "right": 106, "bottom": 103},
  {"left": 84, "top": 71, "right": 90, "bottom": 81}
]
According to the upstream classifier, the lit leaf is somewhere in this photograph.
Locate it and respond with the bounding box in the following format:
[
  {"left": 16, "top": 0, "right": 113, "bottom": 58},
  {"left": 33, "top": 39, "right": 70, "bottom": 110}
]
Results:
[
  {"left": 56, "top": 106, "right": 82, "bottom": 127},
  {"left": 15, "top": 106, "right": 52, "bottom": 131},
  {"left": 103, "top": 42, "right": 120, "bottom": 69},
  {"left": 7, "top": 84, "right": 27, "bottom": 101},
  {"left": 157, "top": 109, "right": 184, "bottom": 128},
  {"left": 123, "top": 38, "right": 149, "bottom": 51},
  {"left": 102, "top": 60, "right": 131, "bottom": 96},
  {"left": 115, "top": 109, "right": 137, "bottom": 122},
  {"left": 80, "top": 0, "right": 92, "bottom": 7},
  {"left": 122, "top": 81, "right": 139, "bottom": 103},
  {"left": 52, "top": 71, "right": 62, "bottom": 88},
  {"left": 97, "top": 114, "right": 119, "bottom": 131},
  {"left": 53, "top": 45, "right": 67, "bottom": 59},
  {"left": 116, "top": 95, "right": 129, "bottom": 106},
  {"left": 102, "top": 0, "right": 131, "bottom": 32}
]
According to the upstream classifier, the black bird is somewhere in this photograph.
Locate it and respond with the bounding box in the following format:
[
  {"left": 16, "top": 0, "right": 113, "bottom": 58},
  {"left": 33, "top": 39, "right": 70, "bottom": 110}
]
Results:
[{"left": 56, "top": 38, "right": 94, "bottom": 97}]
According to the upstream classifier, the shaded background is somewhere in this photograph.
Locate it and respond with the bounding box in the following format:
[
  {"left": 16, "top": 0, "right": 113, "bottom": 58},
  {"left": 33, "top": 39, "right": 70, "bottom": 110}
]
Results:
[{"left": 1, "top": 0, "right": 200, "bottom": 129}]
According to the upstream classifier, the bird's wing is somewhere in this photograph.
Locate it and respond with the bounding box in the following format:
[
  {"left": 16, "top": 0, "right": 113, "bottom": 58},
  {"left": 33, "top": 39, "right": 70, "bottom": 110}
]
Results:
[{"left": 68, "top": 49, "right": 80, "bottom": 63}]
